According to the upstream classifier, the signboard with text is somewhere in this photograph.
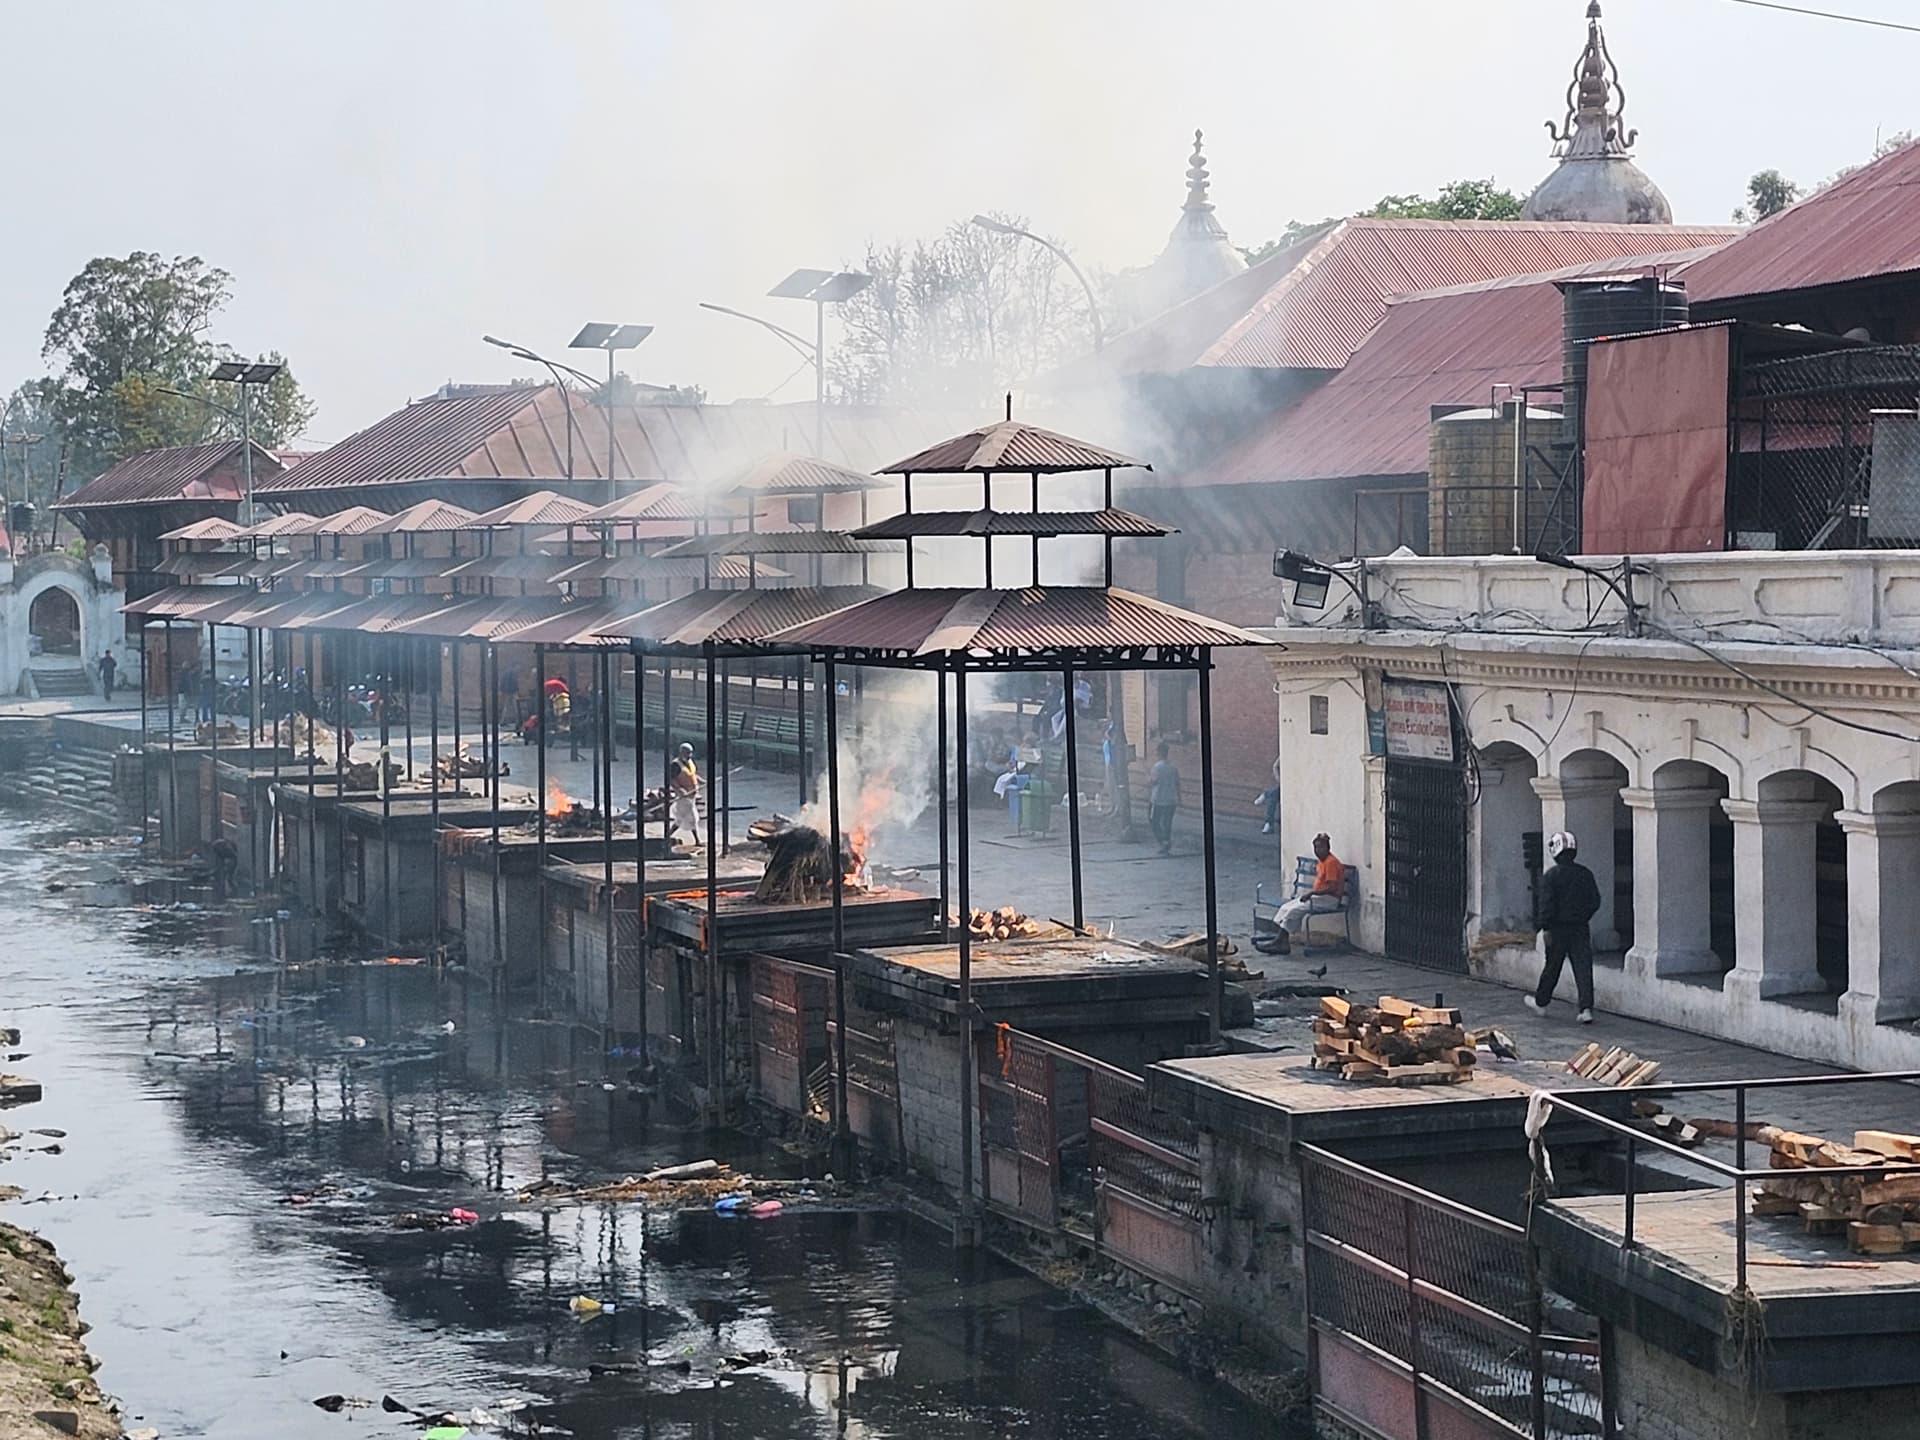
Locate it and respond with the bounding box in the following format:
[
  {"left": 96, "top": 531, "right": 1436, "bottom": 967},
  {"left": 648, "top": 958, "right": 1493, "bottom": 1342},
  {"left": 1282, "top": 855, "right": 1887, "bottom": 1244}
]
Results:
[{"left": 1382, "top": 680, "right": 1454, "bottom": 762}]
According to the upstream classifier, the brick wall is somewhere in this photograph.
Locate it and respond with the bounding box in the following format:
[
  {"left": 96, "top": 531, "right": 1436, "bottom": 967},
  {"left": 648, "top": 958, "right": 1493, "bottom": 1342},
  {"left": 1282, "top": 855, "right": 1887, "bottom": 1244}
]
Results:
[{"left": 894, "top": 1020, "right": 974, "bottom": 1193}]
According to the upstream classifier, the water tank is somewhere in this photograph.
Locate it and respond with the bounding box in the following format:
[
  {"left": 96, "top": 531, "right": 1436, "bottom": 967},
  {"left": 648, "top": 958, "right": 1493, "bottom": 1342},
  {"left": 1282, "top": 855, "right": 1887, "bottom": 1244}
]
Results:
[{"left": 1561, "top": 277, "right": 1690, "bottom": 445}]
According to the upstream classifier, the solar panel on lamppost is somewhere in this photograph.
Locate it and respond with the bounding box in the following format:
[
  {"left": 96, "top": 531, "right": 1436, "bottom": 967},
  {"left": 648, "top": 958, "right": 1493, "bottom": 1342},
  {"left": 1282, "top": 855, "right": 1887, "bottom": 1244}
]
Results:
[
  {"left": 569, "top": 323, "right": 654, "bottom": 492},
  {"left": 209, "top": 359, "right": 283, "bottom": 525},
  {"left": 766, "top": 269, "right": 871, "bottom": 457}
]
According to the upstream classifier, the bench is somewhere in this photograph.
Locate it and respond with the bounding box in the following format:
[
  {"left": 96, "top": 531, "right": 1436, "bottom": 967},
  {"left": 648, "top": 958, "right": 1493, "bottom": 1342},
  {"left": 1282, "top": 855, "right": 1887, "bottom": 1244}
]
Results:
[
  {"left": 742, "top": 709, "right": 804, "bottom": 768},
  {"left": 1253, "top": 855, "right": 1358, "bottom": 957}
]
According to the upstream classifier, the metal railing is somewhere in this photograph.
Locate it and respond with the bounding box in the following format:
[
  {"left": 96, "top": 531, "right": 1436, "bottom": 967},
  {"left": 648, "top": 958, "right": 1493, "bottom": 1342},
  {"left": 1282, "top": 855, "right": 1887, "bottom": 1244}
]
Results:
[
  {"left": 1300, "top": 1145, "right": 1606, "bottom": 1440},
  {"left": 1532, "top": 1069, "right": 1920, "bottom": 1295}
]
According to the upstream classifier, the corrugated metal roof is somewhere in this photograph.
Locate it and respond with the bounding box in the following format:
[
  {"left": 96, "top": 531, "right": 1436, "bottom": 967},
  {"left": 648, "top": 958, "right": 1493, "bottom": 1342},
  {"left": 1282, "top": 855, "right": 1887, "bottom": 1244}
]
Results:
[
  {"left": 852, "top": 508, "right": 1171, "bottom": 539},
  {"left": 154, "top": 553, "right": 248, "bottom": 578},
  {"left": 156, "top": 517, "right": 246, "bottom": 543},
  {"left": 652, "top": 530, "right": 889, "bottom": 558},
  {"left": 592, "top": 586, "right": 880, "bottom": 648},
  {"left": 359, "top": 499, "right": 478, "bottom": 535},
  {"left": 464, "top": 490, "right": 599, "bottom": 528},
  {"left": 720, "top": 452, "right": 888, "bottom": 494},
  {"left": 492, "top": 601, "right": 628, "bottom": 648},
  {"left": 573, "top": 484, "right": 717, "bottom": 524},
  {"left": 1686, "top": 138, "right": 1920, "bottom": 305},
  {"left": 1180, "top": 276, "right": 1571, "bottom": 489},
  {"left": 55, "top": 441, "right": 276, "bottom": 510},
  {"left": 881, "top": 421, "right": 1145, "bottom": 475},
  {"left": 549, "top": 553, "right": 752, "bottom": 583},
  {"left": 761, "top": 587, "right": 1266, "bottom": 655},
  {"left": 304, "top": 505, "right": 390, "bottom": 536},
  {"left": 256, "top": 384, "right": 975, "bottom": 499},
  {"left": 442, "top": 553, "right": 578, "bottom": 582},
  {"left": 1043, "top": 219, "right": 1740, "bottom": 385},
  {"left": 235, "top": 511, "right": 320, "bottom": 539}
]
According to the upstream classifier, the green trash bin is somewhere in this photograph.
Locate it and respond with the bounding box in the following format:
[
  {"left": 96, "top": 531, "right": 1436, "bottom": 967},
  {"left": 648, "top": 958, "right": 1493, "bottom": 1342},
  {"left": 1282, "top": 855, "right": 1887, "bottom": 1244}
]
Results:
[{"left": 1016, "top": 776, "right": 1053, "bottom": 836}]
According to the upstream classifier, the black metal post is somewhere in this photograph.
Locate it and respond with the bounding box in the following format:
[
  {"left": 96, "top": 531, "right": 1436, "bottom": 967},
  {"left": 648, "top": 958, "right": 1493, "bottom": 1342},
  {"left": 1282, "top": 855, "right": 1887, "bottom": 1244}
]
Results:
[
  {"left": 1199, "top": 650, "right": 1221, "bottom": 1042},
  {"left": 937, "top": 668, "right": 950, "bottom": 926},
  {"left": 903, "top": 474, "right": 915, "bottom": 587},
  {"left": 795, "top": 654, "right": 809, "bottom": 806},
  {"left": 719, "top": 659, "right": 731, "bottom": 856},
  {"left": 138, "top": 621, "right": 150, "bottom": 846},
  {"left": 954, "top": 662, "right": 974, "bottom": 1243},
  {"left": 488, "top": 646, "right": 504, "bottom": 982},
  {"left": 601, "top": 648, "right": 616, "bottom": 1066},
  {"left": 451, "top": 641, "right": 463, "bottom": 796},
  {"left": 1103, "top": 468, "right": 1114, "bottom": 587},
  {"left": 206, "top": 621, "right": 219, "bottom": 862},
  {"left": 1625, "top": 1135, "right": 1637, "bottom": 1248},
  {"left": 704, "top": 644, "right": 721, "bottom": 1120},
  {"left": 430, "top": 639, "right": 442, "bottom": 952},
  {"left": 165, "top": 619, "right": 177, "bottom": 854},
  {"left": 334, "top": 633, "right": 347, "bottom": 910},
  {"left": 381, "top": 637, "right": 393, "bottom": 945},
  {"left": 536, "top": 646, "right": 549, "bottom": 1012},
  {"left": 1735, "top": 1086, "right": 1748, "bottom": 1293},
  {"left": 1063, "top": 664, "right": 1083, "bottom": 930},
  {"left": 304, "top": 631, "right": 316, "bottom": 909},
  {"left": 568, "top": 655, "right": 580, "bottom": 761},
  {"left": 634, "top": 650, "right": 649, "bottom": 1065},
  {"left": 403, "top": 633, "right": 414, "bottom": 781},
  {"left": 661, "top": 658, "right": 673, "bottom": 845},
  {"left": 826, "top": 658, "right": 849, "bottom": 1163}
]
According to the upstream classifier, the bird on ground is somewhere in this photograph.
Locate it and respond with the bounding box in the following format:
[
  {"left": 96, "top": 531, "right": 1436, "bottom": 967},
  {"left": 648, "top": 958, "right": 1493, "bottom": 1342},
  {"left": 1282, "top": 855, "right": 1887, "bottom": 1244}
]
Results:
[{"left": 1308, "top": 965, "right": 1328, "bottom": 979}]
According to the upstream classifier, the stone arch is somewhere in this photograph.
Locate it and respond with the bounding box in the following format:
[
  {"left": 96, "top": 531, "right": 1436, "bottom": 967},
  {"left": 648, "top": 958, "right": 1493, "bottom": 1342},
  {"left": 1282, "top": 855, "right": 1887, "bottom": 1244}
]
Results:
[
  {"left": 1534, "top": 747, "right": 1632, "bottom": 950},
  {"left": 1847, "top": 782, "right": 1920, "bottom": 1025},
  {"left": 1474, "top": 741, "right": 1542, "bottom": 936},
  {"left": 1630, "top": 759, "right": 1737, "bottom": 974},
  {"left": 12, "top": 560, "right": 96, "bottom": 671},
  {"left": 28, "top": 586, "right": 80, "bottom": 655},
  {"left": 1743, "top": 769, "right": 1848, "bottom": 997}
]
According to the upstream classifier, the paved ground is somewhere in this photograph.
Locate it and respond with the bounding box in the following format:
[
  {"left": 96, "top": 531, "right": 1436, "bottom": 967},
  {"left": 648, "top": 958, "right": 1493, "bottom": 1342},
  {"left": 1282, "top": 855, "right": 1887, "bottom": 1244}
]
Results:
[{"left": 23, "top": 699, "right": 1914, "bottom": 1150}]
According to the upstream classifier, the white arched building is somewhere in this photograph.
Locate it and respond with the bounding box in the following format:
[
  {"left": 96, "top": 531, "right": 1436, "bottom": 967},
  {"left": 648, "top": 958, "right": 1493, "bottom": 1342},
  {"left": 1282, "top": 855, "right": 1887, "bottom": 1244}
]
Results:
[
  {"left": 1267, "top": 550, "right": 1920, "bottom": 1072},
  {"left": 0, "top": 547, "right": 127, "bottom": 697}
]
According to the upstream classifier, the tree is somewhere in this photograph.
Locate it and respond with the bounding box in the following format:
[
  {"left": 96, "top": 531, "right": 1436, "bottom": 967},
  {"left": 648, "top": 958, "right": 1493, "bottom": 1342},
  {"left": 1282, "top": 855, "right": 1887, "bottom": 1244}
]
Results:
[
  {"left": 1241, "top": 177, "right": 1524, "bottom": 264},
  {"left": 825, "top": 213, "right": 1098, "bottom": 408},
  {"left": 1733, "top": 169, "right": 1800, "bottom": 223},
  {"left": 38, "top": 251, "right": 315, "bottom": 476}
]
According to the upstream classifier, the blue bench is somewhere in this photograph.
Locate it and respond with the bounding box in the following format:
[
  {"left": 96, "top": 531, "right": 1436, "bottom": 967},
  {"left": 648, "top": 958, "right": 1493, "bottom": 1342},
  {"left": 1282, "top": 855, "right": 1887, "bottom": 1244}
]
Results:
[{"left": 1252, "top": 856, "right": 1358, "bottom": 957}]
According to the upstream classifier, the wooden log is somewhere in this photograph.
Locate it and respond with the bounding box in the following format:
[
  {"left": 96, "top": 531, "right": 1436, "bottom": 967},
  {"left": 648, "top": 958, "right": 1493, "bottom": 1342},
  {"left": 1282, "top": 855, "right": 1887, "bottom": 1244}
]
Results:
[
  {"left": 1752, "top": 1192, "right": 1802, "bottom": 1217},
  {"left": 1904, "top": 1222, "right": 1920, "bottom": 1245},
  {"left": 1860, "top": 1174, "right": 1920, "bottom": 1208},
  {"left": 1800, "top": 1203, "right": 1849, "bottom": 1235},
  {"left": 1377, "top": 995, "right": 1420, "bottom": 1018},
  {"left": 1766, "top": 1131, "right": 1828, "bottom": 1166},
  {"left": 1566, "top": 1043, "right": 1604, "bottom": 1076},
  {"left": 1855, "top": 1130, "right": 1920, "bottom": 1162},
  {"left": 1688, "top": 1117, "right": 1768, "bottom": 1142},
  {"left": 1650, "top": 1114, "right": 1701, "bottom": 1147},
  {"left": 1848, "top": 1221, "right": 1908, "bottom": 1255},
  {"left": 1320, "top": 996, "right": 1351, "bottom": 1024},
  {"left": 1620, "top": 1059, "right": 1663, "bottom": 1088}
]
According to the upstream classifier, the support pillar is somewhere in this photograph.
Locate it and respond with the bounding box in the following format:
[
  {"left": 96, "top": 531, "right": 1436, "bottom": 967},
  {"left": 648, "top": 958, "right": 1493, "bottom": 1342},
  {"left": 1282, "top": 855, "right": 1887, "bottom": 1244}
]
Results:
[
  {"left": 1836, "top": 808, "right": 1920, "bottom": 1026},
  {"left": 1531, "top": 772, "right": 1624, "bottom": 951},
  {"left": 1621, "top": 786, "right": 1723, "bottom": 979},
  {"left": 1721, "top": 797, "right": 1829, "bottom": 1001}
]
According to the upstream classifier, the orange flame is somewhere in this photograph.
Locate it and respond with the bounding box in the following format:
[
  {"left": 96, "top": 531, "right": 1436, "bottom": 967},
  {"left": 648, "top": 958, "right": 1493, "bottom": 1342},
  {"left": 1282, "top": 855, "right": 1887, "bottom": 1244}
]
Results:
[
  {"left": 546, "top": 780, "right": 575, "bottom": 819},
  {"left": 844, "top": 826, "right": 869, "bottom": 889}
]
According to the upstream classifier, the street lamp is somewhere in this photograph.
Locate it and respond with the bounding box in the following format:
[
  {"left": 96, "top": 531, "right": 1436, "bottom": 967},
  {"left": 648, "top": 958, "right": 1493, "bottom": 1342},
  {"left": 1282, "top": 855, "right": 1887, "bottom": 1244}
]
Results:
[
  {"left": 1274, "top": 547, "right": 1373, "bottom": 627},
  {"left": 482, "top": 335, "right": 600, "bottom": 481},
  {"left": 568, "top": 322, "right": 653, "bottom": 493},
  {"left": 210, "top": 359, "right": 283, "bottom": 527},
  {"left": 970, "top": 215, "right": 1105, "bottom": 352},
  {"left": 702, "top": 269, "right": 870, "bottom": 458}
]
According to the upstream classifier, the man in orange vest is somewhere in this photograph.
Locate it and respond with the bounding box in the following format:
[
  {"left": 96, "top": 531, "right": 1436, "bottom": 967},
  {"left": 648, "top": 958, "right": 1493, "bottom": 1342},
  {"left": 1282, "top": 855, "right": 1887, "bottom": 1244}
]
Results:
[{"left": 1277, "top": 832, "right": 1346, "bottom": 935}]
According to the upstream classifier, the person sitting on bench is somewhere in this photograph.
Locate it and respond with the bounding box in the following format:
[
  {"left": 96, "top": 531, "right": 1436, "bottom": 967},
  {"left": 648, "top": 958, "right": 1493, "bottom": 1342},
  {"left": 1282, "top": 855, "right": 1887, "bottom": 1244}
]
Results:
[{"left": 1277, "top": 832, "right": 1346, "bottom": 934}]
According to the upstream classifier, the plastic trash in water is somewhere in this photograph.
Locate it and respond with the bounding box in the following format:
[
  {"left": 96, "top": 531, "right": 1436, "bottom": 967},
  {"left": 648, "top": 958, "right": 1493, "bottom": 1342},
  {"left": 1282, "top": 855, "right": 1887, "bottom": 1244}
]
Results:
[
  {"left": 449, "top": 1207, "right": 479, "bottom": 1224},
  {"left": 712, "top": 1193, "right": 752, "bottom": 1213},
  {"left": 423, "top": 1428, "right": 468, "bottom": 1440},
  {"left": 569, "top": 1295, "right": 614, "bottom": 1314},
  {"left": 750, "top": 1200, "right": 784, "bottom": 1218}
]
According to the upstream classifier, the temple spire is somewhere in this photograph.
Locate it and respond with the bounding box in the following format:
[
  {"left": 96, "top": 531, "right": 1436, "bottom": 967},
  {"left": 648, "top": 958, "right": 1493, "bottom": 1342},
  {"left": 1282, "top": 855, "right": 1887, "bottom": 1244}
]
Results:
[
  {"left": 1521, "top": 1, "right": 1671, "bottom": 224},
  {"left": 1184, "top": 129, "right": 1215, "bottom": 214}
]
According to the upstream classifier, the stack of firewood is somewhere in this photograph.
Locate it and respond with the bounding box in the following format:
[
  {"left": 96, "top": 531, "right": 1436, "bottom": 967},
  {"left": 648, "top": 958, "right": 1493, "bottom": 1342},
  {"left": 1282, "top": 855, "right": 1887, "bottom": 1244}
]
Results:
[
  {"left": 966, "top": 906, "right": 1045, "bottom": 941},
  {"left": 1566, "top": 1043, "right": 1662, "bottom": 1087},
  {"left": 1747, "top": 1125, "right": 1920, "bottom": 1254},
  {"left": 1312, "top": 995, "right": 1477, "bottom": 1085}
]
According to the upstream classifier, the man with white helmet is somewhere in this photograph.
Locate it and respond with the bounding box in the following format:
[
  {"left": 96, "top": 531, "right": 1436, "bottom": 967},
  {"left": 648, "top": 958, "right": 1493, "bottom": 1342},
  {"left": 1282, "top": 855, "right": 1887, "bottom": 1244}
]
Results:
[
  {"left": 667, "top": 741, "right": 702, "bottom": 846},
  {"left": 1525, "top": 831, "right": 1602, "bottom": 1023}
]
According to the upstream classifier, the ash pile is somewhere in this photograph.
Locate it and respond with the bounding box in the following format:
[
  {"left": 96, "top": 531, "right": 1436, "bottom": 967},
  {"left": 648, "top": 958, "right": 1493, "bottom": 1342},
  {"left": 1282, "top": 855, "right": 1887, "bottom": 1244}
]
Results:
[{"left": 750, "top": 818, "right": 858, "bottom": 904}]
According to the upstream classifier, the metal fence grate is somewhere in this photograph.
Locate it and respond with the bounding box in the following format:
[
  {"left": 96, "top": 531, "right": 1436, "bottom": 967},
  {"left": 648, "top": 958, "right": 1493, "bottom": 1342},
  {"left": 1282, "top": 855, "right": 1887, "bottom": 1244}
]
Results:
[
  {"left": 1301, "top": 1147, "right": 1607, "bottom": 1440},
  {"left": 1088, "top": 1068, "right": 1204, "bottom": 1220}
]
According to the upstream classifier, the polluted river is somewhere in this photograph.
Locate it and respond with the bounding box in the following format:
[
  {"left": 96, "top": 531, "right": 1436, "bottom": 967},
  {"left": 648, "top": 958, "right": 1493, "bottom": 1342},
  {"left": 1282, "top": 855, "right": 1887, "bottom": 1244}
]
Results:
[{"left": 0, "top": 803, "right": 1280, "bottom": 1440}]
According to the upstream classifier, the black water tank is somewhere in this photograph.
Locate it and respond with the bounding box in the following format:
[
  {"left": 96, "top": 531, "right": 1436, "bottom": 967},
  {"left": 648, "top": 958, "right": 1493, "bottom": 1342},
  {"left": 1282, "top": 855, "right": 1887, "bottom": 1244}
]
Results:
[{"left": 1561, "top": 277, "right": 1690, "bottom": 444}]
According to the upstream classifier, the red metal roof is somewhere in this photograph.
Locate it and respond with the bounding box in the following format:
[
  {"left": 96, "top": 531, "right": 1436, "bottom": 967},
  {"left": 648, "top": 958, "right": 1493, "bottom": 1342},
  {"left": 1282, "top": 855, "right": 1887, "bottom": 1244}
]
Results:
[
  {"left": 464, "top": 490, "right": 599, "bottom": 528},
  {"left": 721, "top": 451, "right": 888, "bottom": 494},
  {"left": 359, "top": 499, "right": 478, "bottom": 535},
  {"left": 652, "top": 530, "right": 889, "bottom": 558},
  {"left": 852, "top": 508, "right": 1171, "bottom": 539},
  {"left": 1174, "top": 277, "right": 1570, "bottom": 488},
  {"left": 760, "top": 587, "right": 1266, "bottom": 655},
  {"left": 1045, "top": 219, "right": 1739, "bottom": 384},
  {"left": 156, "top": 517, "right": 246, "bottom": 543},
  {"left": 1685, "top": 139, "right": 1920, "bottom": 305},
  {"left": 593, "top": 586, "right": 881, "bottom": 648},
  {"left": 257, "top": 384, "right": 975, "bottom": 498},
  {"left": 236, "top": 511, "right": 321, "bottom": 539},
  {"left": 303, "top": 505, "right": 390, "bottom": 536},
  {"left": 882, "top": 421, "right": 1145, "bottom": 475},
  {"left": 56, "top": 441, "right": 278, "bottom": 510}
]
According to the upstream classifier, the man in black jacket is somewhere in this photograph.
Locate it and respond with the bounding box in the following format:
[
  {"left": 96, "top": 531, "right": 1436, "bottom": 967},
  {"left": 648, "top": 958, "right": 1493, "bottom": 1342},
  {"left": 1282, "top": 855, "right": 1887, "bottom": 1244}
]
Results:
[{"left": 1525, "top": 830, "right": 1601, "bottom": 1023}]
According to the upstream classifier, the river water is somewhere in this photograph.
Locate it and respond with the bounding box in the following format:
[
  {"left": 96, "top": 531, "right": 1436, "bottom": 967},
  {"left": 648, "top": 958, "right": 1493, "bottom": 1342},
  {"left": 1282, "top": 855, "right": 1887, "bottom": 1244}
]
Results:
[{"left": 0, "top": 806, "right": 1279, "bottom": 1440}]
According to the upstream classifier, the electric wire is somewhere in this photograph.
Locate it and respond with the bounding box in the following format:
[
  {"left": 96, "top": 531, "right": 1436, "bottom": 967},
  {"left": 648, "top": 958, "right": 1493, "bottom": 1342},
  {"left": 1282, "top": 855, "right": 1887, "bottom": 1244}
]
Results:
[{"left": 1728, "top": 0, "right": 1920, "bottom": 33}]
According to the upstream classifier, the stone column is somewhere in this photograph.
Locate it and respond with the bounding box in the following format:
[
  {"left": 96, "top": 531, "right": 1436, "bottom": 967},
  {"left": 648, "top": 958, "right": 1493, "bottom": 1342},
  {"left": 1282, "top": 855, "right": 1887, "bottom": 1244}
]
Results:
[
  {"left": 1621, "top": 785, "right": 1723, "bottom": 979},
  {"left": 1721, "top": 797, "right": 1829, "bottom": 1001},
  {"left": 1531, "top": 773, "right": 1623, "bottom": 950},
  {"left": 1836, "top": 809, "right": 1920, "bottom": 1027}
]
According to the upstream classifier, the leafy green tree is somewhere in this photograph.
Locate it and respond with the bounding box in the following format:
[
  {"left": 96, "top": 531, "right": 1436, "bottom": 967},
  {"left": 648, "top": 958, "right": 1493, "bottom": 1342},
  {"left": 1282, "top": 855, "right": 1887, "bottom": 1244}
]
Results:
[
  {"left": 38, "top": 251, "right": 314, "bottom": 475},
  {"left": 1241, "top": 178, "right": 1523, "bottom": 264},
  {"left": 1733, "top": 169, "right": 1800, "bottom": 223}
]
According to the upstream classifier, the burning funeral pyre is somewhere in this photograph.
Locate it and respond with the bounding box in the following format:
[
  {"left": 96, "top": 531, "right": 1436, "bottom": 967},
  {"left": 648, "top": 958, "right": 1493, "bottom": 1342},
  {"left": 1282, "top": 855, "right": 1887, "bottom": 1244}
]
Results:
[{"left": 750, "top": 816, "right": 863, "bottom": 904}]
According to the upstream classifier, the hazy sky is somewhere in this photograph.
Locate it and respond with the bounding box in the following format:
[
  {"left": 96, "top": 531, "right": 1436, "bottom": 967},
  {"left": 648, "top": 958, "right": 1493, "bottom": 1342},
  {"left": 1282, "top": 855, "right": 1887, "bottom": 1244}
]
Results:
[{"left": 3, "top": 0, "right": 1916, "bottom": 445}]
